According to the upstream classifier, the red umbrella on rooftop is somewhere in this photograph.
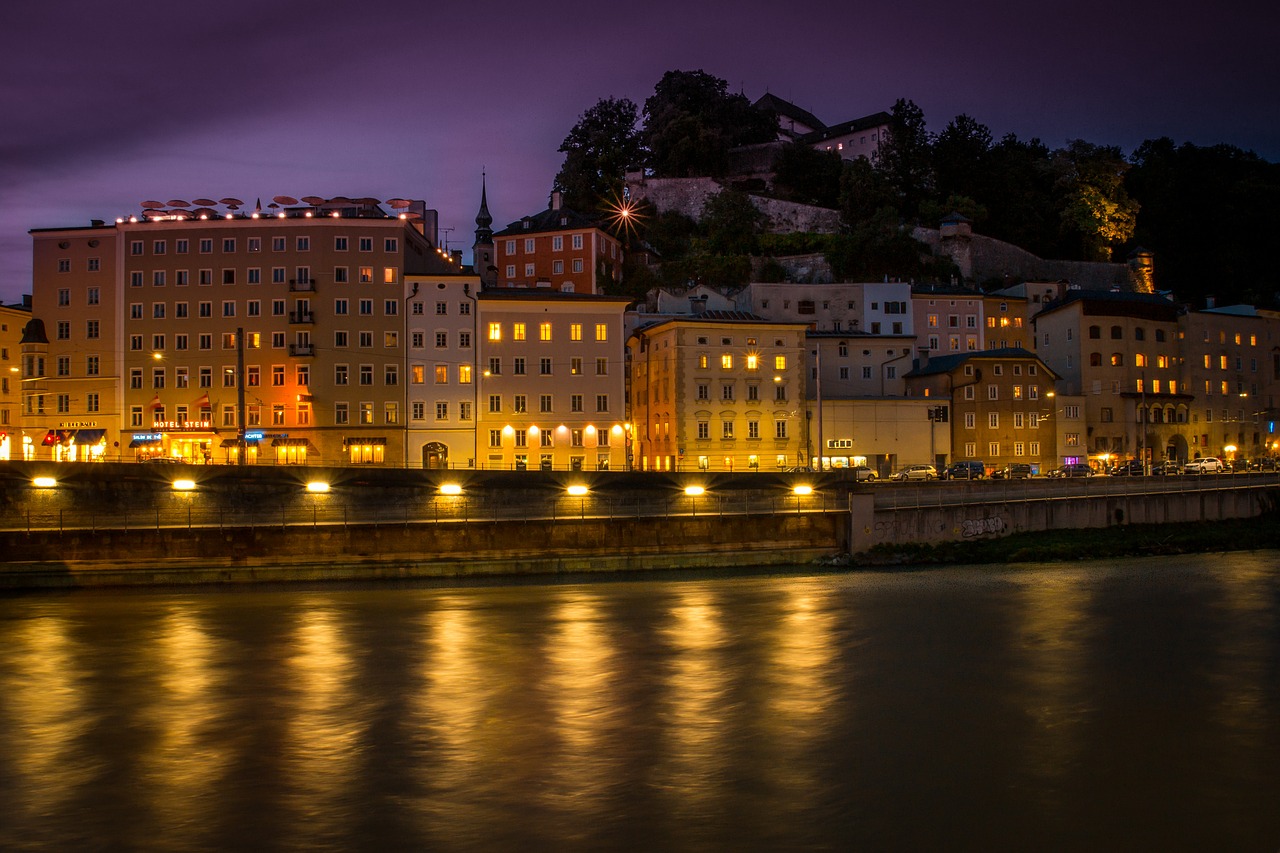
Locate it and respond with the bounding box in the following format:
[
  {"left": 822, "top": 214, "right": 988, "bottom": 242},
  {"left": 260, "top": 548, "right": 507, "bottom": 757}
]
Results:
[
  {"left": 301, "top": 195, "right": 324, "bottom": 204},
  {"left": 192, "top": 198, "right": 218, "bottom": 206},
  {"left": 168, "top": 199, "right": 190, "bottom": 208},
  {"left": 273, "top": 195, "right": 298, "bottom": 205},
  {"left": 219, "top": 197, "right": 244, "bottom": 206},
  {"left": 141, "top": 200, "right": 164, "bottom": 209}
]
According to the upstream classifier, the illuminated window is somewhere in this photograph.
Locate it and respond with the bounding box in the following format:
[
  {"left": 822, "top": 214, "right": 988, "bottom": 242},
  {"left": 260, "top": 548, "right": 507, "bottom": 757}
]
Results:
[
  {"left": 540, "top": 322, "right": 552, "bottom": 341},
  {"left": 488, "top": 322, "right": 502, "bottom": 341},
  {"left": 774, "top": 355, "right": 786, "bottom": 370},
  {"left": 513, "top": 323, "right": 525, "bottom": 341},
  {"left": 435, "top": 365, "right": 448, "bottom": 383},
  {"left": 570, "top": 323, "right": 582, "bottom": 341},
  {"left": 746, "top": 354, "right": 759, "bottom": 370},
  {"left": 595, "top": 323, "right": 607, "bottom": 341},
  {"left": 721, "top": 354, "right": 733, "bottom": 369}
]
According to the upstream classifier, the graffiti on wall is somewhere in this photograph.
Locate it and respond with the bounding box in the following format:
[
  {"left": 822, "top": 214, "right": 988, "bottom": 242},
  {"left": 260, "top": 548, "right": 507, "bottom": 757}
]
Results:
[{"left": 960, "top": 516, "right": 1007, "bottom": 538}]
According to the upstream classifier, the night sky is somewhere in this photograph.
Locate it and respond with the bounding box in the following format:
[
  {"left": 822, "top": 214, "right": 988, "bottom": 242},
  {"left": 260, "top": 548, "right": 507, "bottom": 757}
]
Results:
[{"left": 3, "top": 0, "right": 1276, "bottom": 305}]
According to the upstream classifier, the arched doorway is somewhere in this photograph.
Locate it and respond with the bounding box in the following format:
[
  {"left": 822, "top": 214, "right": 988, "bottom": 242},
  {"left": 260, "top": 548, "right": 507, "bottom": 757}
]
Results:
[
  {"left": 1167, "top": 433, "right": 1189, "bottom": 463},
  {"left": 423, "top": 442, "right": 449, "bottom": 469}
]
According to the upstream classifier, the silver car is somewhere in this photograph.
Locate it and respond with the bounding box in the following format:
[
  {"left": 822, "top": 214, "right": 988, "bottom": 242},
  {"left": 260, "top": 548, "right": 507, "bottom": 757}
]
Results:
[{"left": 892, "top": 464, "right": 937, "bottom": 481}]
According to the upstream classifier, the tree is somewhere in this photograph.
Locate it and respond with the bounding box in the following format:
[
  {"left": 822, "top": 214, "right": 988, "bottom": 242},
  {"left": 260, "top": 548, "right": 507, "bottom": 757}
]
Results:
[
  {"left": 837, "top": 156, "right": 896, "bottom": 229},
  {"left": 553, "top": 97, "right": 644, "bottom": 215},
  {"left": 1127, "top": 138, "right": 1280, "bottom": 304},
  {"left": 1052, "top": 140, "right": 1139, "bottom": 261},
  {"left": 771, "top": 143, "right": 842, "bottom": 207},
  {"left": 932, "top": 114, "right": 993, "bottom": 210},
  {"left": 641, "top": 69, "right": 776, "bottom": 178},
  {"left": 875, "top": 98, "right": 934, "bottom": 221},
  {"left": 701, "top": 189, "right": 768, "bottom": 256},
  {"left": 981, "top": 134, "right": 1057, "bottom": 257}
]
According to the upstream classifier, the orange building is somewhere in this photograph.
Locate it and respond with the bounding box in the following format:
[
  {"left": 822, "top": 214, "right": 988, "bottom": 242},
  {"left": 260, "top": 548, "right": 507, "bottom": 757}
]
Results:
[{"left": 492, "top": 193, "right": 621, "bottom": 294}]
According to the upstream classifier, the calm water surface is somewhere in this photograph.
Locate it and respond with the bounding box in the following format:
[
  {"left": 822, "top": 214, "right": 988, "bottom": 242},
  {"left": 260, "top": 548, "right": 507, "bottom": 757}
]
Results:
[{"left": 1, "top": 553, "right": 1278, "bottom": 852}]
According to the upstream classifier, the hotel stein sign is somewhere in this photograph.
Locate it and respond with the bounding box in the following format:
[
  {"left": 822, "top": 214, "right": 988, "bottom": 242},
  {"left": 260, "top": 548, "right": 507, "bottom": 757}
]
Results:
[{"left": 152, "top": 419, "right": 213, "bottom": 430}]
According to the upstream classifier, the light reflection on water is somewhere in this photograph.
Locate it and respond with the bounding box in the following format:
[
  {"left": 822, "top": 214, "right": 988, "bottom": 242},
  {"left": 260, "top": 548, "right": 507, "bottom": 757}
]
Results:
[{"left": 0, "top": 553, "right": 1277, "bottom": 852}]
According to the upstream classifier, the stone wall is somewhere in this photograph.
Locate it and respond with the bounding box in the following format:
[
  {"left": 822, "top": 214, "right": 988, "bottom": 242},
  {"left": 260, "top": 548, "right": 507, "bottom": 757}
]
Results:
[
  {"left": 914, "top": 227, "right": 1132, "bottom": 290},
  {"left": 625, "top": 175, "right": 842, "bottom": 235}
]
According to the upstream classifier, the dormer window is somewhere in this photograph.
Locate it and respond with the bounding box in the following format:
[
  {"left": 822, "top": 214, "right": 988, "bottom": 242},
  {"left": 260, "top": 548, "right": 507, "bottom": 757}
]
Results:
[
  {"left": 523, "top": 219, "right": 531, "bottom": 229},
  {"left": 560, "top": 217, "right": 568, "bottom": 226}
]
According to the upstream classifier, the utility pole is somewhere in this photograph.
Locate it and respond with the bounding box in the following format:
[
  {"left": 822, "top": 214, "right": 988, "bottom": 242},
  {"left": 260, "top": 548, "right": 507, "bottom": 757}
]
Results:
[
  {"left": 236, "top": 327, "right": 246, "bottom": 466},
  {"left": 814, "top": 345, "right": 823, "bottom": 471}
]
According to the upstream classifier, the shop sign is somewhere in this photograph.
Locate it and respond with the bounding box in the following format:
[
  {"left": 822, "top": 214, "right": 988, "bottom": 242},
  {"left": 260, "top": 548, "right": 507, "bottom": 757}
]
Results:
[
  {"left": 152, "top": 420, "right": 212, "bottom": 430},
  {"left": 58, "top": 420, "right": 99, "bottom": 428}
]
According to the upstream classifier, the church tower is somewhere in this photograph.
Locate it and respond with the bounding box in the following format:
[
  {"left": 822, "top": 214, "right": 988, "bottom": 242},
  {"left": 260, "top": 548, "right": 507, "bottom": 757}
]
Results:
[{"left": 473, "top": 173, "right": 497, "bottom": 289}]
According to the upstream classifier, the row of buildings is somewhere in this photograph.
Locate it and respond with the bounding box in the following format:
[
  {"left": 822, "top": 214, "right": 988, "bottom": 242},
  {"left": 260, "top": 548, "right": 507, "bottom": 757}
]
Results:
[{"left": 5, "top": 186, "right": 1278, "bottom": 475}]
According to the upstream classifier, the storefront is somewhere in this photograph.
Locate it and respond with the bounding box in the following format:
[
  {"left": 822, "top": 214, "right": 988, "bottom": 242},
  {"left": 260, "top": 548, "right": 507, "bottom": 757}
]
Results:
[
  {"left": 219, "top": 433, "right": 261, "bottom": 464},
  {"left": 343, "top": 436, "right": 386, "bottom": 464},
  {"left": 271, "top": 437, "right": 317, "bottom": 465},
  {"left": 24, "top": 426, "right": 110, "bottom": 462}
]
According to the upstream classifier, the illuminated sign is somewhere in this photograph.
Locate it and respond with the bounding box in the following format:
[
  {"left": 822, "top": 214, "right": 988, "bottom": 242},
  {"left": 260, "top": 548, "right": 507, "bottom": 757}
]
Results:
[
  {"left": 151, "top": 420, "right": 212, "bottom": 430},
  {"left": 132, "top": 433, "right": 164, "bottom": 442},
  {"left": 245, "top": 431, "right": 265, "bottom": 440},
  {"left": 58, "top": 420, "right": 99, "bottom": 428}
]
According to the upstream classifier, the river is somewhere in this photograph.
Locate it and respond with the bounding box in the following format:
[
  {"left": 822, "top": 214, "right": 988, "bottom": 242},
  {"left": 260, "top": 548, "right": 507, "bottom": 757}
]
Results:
[{"left": 1, "top": 553, "right": 1277, "bottom": 852}]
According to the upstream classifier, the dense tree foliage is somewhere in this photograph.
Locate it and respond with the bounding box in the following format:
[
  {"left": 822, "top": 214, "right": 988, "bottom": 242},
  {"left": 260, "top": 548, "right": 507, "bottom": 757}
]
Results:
[
  {"left": 1126, "top": 139, "right": 1280, "bottom": 306},
  {"left": 553, "top": 97, "right": 643, "bottom": 216},
  {"left": 554, "top": 72, "right": 1279, "bottom": 303},
  {"left": 641, "top": 70, "right": 776, "bottom": 178}
]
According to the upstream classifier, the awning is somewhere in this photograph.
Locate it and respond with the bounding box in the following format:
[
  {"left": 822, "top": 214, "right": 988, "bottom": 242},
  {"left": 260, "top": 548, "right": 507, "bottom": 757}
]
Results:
[
  {"left": 42, "top": 430, "right": 74, "bottom": 446},
  {"left": 271, "top": 437, "right": 316, "bottom": 449},
  {"left": 74, "top": 429, "right": 106, "bottom": 443},
  {"left": 342, "top": 436, "right": 387, "bottom": 446},
  {"left": 220, "top": 438, "right": 261, "bottom": 447},
  {"left": 128, "top": 437, "right": 163, "bottom": 448}
]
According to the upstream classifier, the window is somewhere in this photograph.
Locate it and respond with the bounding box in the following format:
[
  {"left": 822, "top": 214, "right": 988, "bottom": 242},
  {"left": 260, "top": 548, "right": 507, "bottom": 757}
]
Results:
[
  {"left": 596, "top": 394, "right": 608, "bottom": 412},
  {"left": 572, "top": 234, "right": 583, "bottom": 250},
  {"left": 335, "top": 364, "right": 349, "bottom": 385},
  {"left": 385, "top": 238, "right": 398, "bottom": 253},
  {"left": 596, "top": 358, "right": 608, "bottom": 375},
  {"left": 539, "top": 322, "right": 552, "bottom": 341},
  {"left": 722, "top": 421, "right": 734, "bottom": 440},
  {"left": 964, "top": 412, "right": 976, "bottom": 429},
  {"left": 359, "top": 365, "right": 373, "bottom": 386},
  {"left": 513, "top": 357, "right": 526, "bottom": 375},
  {"left": 489, "top": 395, "right": 501, "bottom": 413},
  {"left": 571, "top": 394, "right": 584, "bottom": 413},
  {"left": 435, "top": 365, "right": 448, "bottom": 384},
  {"left": 988, "top": 412, "right": 999, "bottom": 428},
  {"left": 540, "top": 357, "right": 552, "bottom": 375},
  {"left": 435, "top": 402, "right": 448, "bottom": 421},
  {"left": 570, "top": 323, "right": 582, "bottom": 341},
  {"left": 488, "top": 322, "right": 502, "bottom": 341},
  {"left": 223, "top": 300, "right": 236, "bottom": 317},
  {"left": 540, "top": 394, "right": 553, "bottom": 413},
  {"left": 514, "top": 395, "right": 527, "bottom": 413}
]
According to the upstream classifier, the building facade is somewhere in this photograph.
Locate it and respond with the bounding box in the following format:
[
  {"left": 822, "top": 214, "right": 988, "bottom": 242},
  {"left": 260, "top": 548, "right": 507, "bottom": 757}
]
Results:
[
  {"left": 492, "top": 194, "right": 622, "bottom": 294},
  {"left": 627, "top": 314, "right": 809, "bottom": 472},
  {"left": 26, "top": 199, "right": 460, "bottom": 465},
  {"left": 475, "top": 290, "right": 631, "bottom": 471}
]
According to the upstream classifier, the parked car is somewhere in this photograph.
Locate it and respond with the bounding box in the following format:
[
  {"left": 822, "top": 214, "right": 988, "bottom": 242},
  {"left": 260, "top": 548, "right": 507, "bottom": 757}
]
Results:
[
  {"left": 1183, "top": 456, "right": 1226, "bottom": 474},
  {"left": 1150, "top": 461, "right": 1181, "bottom": 475},
  {"left": 892, "top": 464, "right": 937, "bottom": 481},
  {"left": 1047, "top": 463, "right": 1094, "bottom": 478},
  {"left": 849, "top": 465, "right": 878, "bottom": 482},
  {"left": 1248, "top": 458, "right": 1278, "bottom": 471},
  {"left": 940, "top": 460, "right": 986, "bottom": 480},
  {"left": 1108, "top": 460, "right": 1144, "bottom": 476},
  {"left": 991, "top": 463, "right": 1032, "bottom": 480}
]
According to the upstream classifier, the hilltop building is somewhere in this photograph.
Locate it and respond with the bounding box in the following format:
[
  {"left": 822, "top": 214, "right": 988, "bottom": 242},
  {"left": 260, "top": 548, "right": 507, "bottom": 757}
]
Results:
[{"left": 491, "top": 193, "right": 622, "bottom": 295}]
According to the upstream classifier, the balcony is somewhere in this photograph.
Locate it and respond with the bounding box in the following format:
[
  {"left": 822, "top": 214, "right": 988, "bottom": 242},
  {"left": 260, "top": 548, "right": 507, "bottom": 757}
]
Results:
[
  {"left": 289, "top": 343, "right": 315, "bottom": 357},
  {"left": 289, "top": 278, "right": 316, "bottom": 292},
  {"left": 288, "top": 310, "right": 315, "bottom": 324}
]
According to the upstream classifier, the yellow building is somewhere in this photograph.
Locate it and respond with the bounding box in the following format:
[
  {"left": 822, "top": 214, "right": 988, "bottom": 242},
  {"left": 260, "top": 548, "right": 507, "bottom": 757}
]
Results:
[
  {"left": 0, "top": 301, "right": 30, "bottom": 459},
  {"left": 476, "top": 290, "right": 632, "bottom": 471},
  {"left": 628, "top": 314, "right": 809, "bottom": 472}
]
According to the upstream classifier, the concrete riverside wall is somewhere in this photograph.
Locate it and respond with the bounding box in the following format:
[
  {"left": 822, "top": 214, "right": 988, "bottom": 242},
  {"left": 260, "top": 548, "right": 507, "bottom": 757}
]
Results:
[
  {"left": 851, "top": 485, "right": 1279, "bottom": 551},
  {"left": 0, "top": 514, "right": 847, "bottom": 589}
]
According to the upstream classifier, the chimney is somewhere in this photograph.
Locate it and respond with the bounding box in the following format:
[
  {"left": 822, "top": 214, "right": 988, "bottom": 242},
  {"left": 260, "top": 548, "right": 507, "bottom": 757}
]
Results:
[
  {"left": 1206, "top": 296, "right": 1216, "bottom": 309},
  {"left": 551, "top": 191, "right": 562, "bottom": 211},
  {"left": 917, "top": 348, "right": 929, "bottom": 369}
]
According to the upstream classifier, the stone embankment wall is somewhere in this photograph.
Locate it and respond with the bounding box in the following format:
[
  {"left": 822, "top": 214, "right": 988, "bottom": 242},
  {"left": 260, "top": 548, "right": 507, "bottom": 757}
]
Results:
[{"left": 850, "top": 483, "right": 1277, "bottom": 551}]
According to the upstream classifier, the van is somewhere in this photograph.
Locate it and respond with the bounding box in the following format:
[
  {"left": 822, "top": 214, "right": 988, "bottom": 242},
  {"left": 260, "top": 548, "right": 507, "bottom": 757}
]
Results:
[{"left": 942, "top": 460, "right": 986, "bottom": 480}]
